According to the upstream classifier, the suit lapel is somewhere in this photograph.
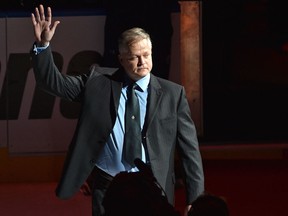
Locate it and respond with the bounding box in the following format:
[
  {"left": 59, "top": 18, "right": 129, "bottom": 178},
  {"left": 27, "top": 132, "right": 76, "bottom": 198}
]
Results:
[
  {"left": 111, "top": 69, "right": 125, "bottom": 114},
  {"left": 143, "top": 74, "right": 163, "bottom": 134}
]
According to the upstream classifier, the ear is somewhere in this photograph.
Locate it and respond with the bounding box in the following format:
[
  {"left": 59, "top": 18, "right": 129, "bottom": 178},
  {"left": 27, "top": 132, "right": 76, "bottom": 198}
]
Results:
[{"left": 118, "top": 54, "right": 124, "bottom": 66}]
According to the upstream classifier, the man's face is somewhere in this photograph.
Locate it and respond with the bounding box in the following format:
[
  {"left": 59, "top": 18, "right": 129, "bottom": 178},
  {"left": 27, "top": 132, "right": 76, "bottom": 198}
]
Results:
[{"left": 118, "top": 39, "right": 153, "bottom": 81}]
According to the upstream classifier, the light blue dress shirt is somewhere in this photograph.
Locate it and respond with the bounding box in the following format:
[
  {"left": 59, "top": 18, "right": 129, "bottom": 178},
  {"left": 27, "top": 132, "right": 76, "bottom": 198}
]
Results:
[{"left": 95, "top": 73, "right": 150, "bottom": 176}]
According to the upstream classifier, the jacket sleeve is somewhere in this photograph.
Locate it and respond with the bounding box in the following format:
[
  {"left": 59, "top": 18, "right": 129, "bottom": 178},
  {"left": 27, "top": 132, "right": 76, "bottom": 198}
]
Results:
[
  {"left": 176, "top": 86, "right": 204, "bottom": 204},
  {"left": 31, "top": 45, "right": 89, "bottom": 102}
]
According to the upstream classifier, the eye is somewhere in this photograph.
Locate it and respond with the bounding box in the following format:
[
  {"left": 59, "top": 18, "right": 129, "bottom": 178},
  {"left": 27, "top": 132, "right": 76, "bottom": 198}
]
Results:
[
  {"left": 127, "top": 56, "right": 138, "bottom": 61},
  {"left": 143, "top": 53, "right": 151, "bottom": 58}
]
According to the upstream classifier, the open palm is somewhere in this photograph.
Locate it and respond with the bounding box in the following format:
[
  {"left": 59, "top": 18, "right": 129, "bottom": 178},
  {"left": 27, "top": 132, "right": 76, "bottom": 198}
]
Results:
[{"left": 31, "top": 5, "right": 60, "bottom": 46}]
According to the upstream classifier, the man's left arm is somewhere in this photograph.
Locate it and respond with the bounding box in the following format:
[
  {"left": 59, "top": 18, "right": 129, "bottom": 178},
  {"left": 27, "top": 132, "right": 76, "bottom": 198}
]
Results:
[{"left": 176, "top": 86, "right": 205, "bottom": 205}]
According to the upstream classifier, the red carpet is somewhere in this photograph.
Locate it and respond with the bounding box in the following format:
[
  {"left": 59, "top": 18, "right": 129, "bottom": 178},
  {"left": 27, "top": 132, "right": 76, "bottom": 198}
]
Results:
[
  {"left": 202, "top": 159, "right": 288, "bottom": 216},
  {"left": 1, "top": 158, "right": 287, "bottom": 216},
  {"left": 0, "top": 183, "right": 91, "bottom": 216},
  {"left": 0, "top": 182, "right": 186, "bottom": 216}
]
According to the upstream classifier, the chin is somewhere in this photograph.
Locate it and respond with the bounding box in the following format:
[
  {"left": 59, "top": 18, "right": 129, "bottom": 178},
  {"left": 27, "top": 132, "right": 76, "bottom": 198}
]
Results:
[
  {"left": 138, "top": 72, "right": 150, "bottom": 78},
  {"left": 137, "top": 68, "right": 150, "bottom": 74}
]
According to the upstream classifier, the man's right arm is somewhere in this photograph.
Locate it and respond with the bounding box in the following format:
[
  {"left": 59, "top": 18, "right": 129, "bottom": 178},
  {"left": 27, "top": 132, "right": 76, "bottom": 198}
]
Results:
[{"left": 31, "top": 44, "right": 87, "bottom": 101}]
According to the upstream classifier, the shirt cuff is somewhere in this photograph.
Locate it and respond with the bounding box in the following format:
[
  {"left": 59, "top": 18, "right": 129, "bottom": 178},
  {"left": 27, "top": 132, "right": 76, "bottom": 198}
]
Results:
[{"left": 32, "top": 42, "right": 50, "bottom": 55}]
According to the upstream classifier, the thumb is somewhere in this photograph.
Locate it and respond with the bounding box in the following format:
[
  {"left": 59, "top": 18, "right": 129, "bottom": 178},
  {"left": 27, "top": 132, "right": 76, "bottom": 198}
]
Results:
[{"left": 50, "top": 21, "right": 60, "bottom": 32}]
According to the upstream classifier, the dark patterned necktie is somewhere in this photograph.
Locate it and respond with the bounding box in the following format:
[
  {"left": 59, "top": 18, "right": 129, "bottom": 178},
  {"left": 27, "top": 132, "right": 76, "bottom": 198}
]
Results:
[{"left": 123, "top": 83, "right": 142, "bottom": 167}]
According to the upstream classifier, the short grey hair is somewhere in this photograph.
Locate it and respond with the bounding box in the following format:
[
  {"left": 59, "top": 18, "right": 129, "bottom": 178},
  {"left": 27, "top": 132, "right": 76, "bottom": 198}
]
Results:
[{"left": 118, "top": 27, "right": 152, "bottom": 54}]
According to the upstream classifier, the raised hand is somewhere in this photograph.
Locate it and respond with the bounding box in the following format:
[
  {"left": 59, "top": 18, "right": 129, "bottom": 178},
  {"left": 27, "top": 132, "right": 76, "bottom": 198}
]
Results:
[{"left": 31, "top": 4, "right": 60, "bottom": 46}]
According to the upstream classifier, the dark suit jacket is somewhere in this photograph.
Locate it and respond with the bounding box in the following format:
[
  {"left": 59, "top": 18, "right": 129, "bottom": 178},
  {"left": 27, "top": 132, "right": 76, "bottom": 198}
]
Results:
[{"left": 32, "top": 46, "right": 204, "bottom": 205}]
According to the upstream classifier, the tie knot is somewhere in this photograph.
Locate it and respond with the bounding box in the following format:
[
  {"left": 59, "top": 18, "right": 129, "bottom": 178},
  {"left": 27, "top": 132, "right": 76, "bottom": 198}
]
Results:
[
  {"left": 127, "top": 82, "right": 139, "bottom": 93},
  {"left": 129, "top": 82, "right": 137, "bottom": 89}
]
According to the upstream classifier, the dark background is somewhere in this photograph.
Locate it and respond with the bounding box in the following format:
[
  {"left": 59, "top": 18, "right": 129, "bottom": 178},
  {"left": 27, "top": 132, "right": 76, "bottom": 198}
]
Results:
[
  {"left": 1, "top": 0, "right": 288, "bottom": 144},
  {"left": 201, "top": 0, "right": 288, "bottom": 143}
]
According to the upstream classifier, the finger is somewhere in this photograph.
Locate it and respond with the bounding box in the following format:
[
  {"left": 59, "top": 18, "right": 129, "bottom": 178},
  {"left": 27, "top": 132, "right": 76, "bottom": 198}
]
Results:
[
  {"left": 46, "top": 7, "right": 52, "bottom": 23},
  {"left": 39, "top": 4, "right": 45, "bottom": 21},
  {"left": 31, "top": 13, "right": 36, "bottom": 25},
  {"left": 34, "top": 7, "right": 40, "bottom": 22}
]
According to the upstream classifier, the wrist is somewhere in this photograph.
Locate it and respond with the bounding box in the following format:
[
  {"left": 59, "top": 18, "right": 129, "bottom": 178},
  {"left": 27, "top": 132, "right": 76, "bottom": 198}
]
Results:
[
  {"left": 36, "top": 41, "right": 49, "bottom": 47},
  {"left": 32, "top": 42, "right": 49, "bottom": 55}
]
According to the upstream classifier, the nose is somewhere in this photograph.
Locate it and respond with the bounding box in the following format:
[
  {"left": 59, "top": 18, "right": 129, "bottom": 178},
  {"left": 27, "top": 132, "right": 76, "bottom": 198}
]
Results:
[{"left": 137, "top": 56, "right": 144, "bottom": 66}]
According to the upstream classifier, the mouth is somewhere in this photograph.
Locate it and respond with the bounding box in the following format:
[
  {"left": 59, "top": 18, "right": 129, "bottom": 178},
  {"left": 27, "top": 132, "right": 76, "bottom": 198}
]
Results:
[{"left": 137, "top": 67, "right": 147, "bottom": 71}]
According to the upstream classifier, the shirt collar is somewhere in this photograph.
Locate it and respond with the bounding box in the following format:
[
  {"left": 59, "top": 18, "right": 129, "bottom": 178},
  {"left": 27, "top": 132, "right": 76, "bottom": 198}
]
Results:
[
  {"left": 124, "top": 73, "right": 150, "bottom": 92},
  {"left": 135, "top": 73, "right": 150, "bottom": 92}
]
